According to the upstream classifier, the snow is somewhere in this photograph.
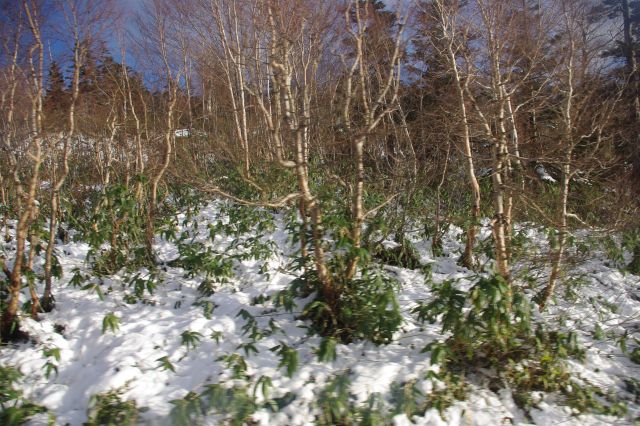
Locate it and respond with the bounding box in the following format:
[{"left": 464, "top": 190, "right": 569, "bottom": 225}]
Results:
[
  {"left": 174, "top": 129, "right": 190, "bottom": 138},
  {"left": 535, "top": 164, "right": 557, "bottom": 183},
  {"left": 1, "top": 200, "right": 639, "bottom": 425}
]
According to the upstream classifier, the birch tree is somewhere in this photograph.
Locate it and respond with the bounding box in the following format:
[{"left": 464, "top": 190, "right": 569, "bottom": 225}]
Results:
[
  {"left": 538, "top": 0, "right": 622, "bottom": 309},
  {"left": 1, "top": 0, "right": 46, "bottom": 338},
  {"left": 42, "top": 0, "right": 115, "bottom": 311},
  {"left": 463, "top": 0, "right": 548, "bottom": 284},
  {"left": 137, "top": 0, "right": 182, "bottom": 259},
  {"left": 424, "top": 0, "right": 481, "bottom": 269}
]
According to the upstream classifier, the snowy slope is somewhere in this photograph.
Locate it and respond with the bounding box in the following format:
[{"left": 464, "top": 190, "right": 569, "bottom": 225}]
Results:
[{"left": 1, "top": 201, "right": 639, "bottom": 425}]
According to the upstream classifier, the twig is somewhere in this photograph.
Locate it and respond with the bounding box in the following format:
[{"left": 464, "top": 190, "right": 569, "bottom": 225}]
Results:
[{"left": 364, "top": 193, "right": 400, "bottom": 219}]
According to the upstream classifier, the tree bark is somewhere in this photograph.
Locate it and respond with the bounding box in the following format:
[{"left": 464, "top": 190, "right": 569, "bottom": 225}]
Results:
[
  {"left": 434, "top": 0, "right": 481, "bottom": 268},
  {"left": 2, "top": 1, "right": 45, "bottom": 338},
  {"left": 42, "top": 35, "right": 81, "bottom": 311}
]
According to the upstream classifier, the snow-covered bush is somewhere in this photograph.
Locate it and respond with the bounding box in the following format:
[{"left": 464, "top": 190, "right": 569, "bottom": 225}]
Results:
[{"left": 414, "top": 274, "right": 625, "bottom": 416}]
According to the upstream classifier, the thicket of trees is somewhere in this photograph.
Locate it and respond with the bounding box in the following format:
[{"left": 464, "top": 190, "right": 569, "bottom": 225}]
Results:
[{"left": 1, "top": 0, "right": 639, "bottom": 346}]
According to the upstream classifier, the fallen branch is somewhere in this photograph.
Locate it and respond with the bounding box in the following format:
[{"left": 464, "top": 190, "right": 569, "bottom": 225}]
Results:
[
  {"left": 364, "top": 193, "right": 400, "bottom": 219},
  {"left": 176, "top": 173, "right": 302, "bottom": 209}
]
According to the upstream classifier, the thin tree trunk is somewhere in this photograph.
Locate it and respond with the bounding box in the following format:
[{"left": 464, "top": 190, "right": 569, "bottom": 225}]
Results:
[
  {"left": 0, "top": 15, "right": 22, "bottom": 245},
  {"left": 436, "top": 1, "right": 481, "bottom": 268},
  {"left": 42, "top": 38, "right": 80, "bottom": 311},
  {"left": 433, "top": 137, "right": 451, "bottom": 257},
  {"left": 540, "top": 37, "right": 575, "bottom": 310},
  {"left": 539, "top": 159, "right": 570, "bottom": 310},
  {"left": 123, "top": 51, "right": 145, "bottom": 202},
  {"left": 506, "top": 95, "right": 525, "bottom": 192},
  {"left": 27, "top": 230, "right": 41, "bottom": 317},
  {"left": 0, "top": 177, "right": 9, "bottom": 242},
  {"left": 2, "top": 1, "right": 45, "bottom": 338},
  {"left": 346, "top": 134, "right": 366, "bottom": 280},
  {"left": 147, "top": 87, "right": 177, "bottom": 259}
]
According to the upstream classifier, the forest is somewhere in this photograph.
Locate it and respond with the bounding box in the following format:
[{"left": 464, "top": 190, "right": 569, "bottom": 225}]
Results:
[{"left": 1, "top": 0, "right": 640, "bottom": 424}]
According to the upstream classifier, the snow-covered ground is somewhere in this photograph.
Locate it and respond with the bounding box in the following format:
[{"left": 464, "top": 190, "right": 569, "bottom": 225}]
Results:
[{"left": 1, "top": 201, "right": 639, "bottom": 425}]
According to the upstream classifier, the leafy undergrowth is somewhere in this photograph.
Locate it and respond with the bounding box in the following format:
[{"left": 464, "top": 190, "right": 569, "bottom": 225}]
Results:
[
  {"left": 0, "top": 365, "right": 48, "bottom": 425},
  {"left": 1, "top": 200, "right": 639, "bottom": 425}
]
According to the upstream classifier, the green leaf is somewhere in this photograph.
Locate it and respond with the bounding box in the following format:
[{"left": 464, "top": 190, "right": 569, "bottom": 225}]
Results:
[
  {"left": 156, "top": 356, "right": 176, "bottom": 372},
  {"left": 180, "top": 330, "right": 203, "bottom": 351},
  {"left": 43, "top": 347, "right": 61, "bottom": 362},
  {"left": 210, "top": 330, "right": 223, "bottom": 344},
  {"left": 317, "top": 337, "right": 337, "bottom": 363},
  {"left": 253, "top": 376, "right": 273, "bottom": 400},
  {"left": 102, "top": 312, "right": 120, "bottom": 334},
  {"left": 273, "top": 342, "right": 299, "bottom": 378}
]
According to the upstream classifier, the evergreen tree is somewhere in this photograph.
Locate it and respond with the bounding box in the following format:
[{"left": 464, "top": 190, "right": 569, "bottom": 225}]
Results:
[
  {"left": 43, "top": 61, "right": 69, "bottom": 130},
  {"left": 46, "top": 61, "right": 66, "bottom": 97},
  {"left": 79, "top": 49, "right": 98, "bottom": 95}
]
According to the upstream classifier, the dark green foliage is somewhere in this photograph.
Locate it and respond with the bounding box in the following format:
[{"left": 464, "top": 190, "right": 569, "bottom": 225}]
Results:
[
  {"left": 0, "top": 366, "right": 47, "bottom": 425},
  {"left": 229, "top": 236, "right": 277, "bottom": 262},
  {"left": 85, "top": 388, "right": 139, "bottom": 426},
  {"left": 194, "top": 299, "right": 217, "bottom": 319},
  {"left": 69, "top": 267, "right": 88, "bottom": 288},
  {"left": 315, "top": 374, "right": 354, "bottom": 425},
  {"left": 165, "top": 201, "right": 277, "bottom": 302},
  {"left": 413, "top": 274, "right": 625, "bottom": 417},
  {"left": 217, "top": 354, "right": 249, "bottom": 380},
  {"left": 211, "top": 203, "right": 276, "bottom": 238},
  {"left": 624, "top": 377, "right": 640, "bottom": 402},
  {"left": 235, "top": 308, "right": 278, "bottom": 342},
  {"left": 390, "top": 372, "right": 467, "bottom": 419},
  {"left": 170, "top": 241, "right": 234, "bottom": 291},
  {"left": 623, "top": 229, "right": 640, "bottom": 274},
  {"left": 180, "top": 330, "right": 203, "bottom": 351},
  {"left": 509, "top": 228, "right": 533, "bottom": 263},
  {"left": 317, "top": 337, "right": 338, "bottom": 362},
  {"left": 0, "top": 265, "right": 9, "bottom": 321},
  {"left": 210, "top": 330, "right": 223, "bottom": 344},
  {"left": 173, "top": 355, "right": 466, "bottom": 425},
  {"left": 126, "top": 272, "right": 159, "bottom": 300},
  {"left": 42, "top": 347, "right": 61, "bottom": 379},
  {"left": 287, "top": 265, "right": 402, "bottom": 345},
  {"left": 162, "top": 186, "right": 206, "bottom": 223},
  {"left": 74, "top": 185, "right": 151, "bottom": 275},
  {"left": 555, "top": 380, "right": 626, "bottom": 417},
  {"left": 169, "top": 384, "right": 257, "bottom": 426},
  {"left": 602, "top": 235, "right": 627, "bottom": 270},
  {"left": 278, "top": 179, "right": 404, "bottom": 345},
  {"left": 156, "top": 356, "right": 176, "bottom": 373},
  {"left": 270, "top": 342, "right": 299, "bottom": 378},
  {"left": 102, "top": 312, "right": 120, "bottom": 334},
  {"left": 372, "top": 237, "right": 422, "bottom": 270},
  {"left": 313, "top": 372, "right": 465, "bottom": 425},
  {"left": 414, "top": 275, "right": 575, "bottom": 368}
]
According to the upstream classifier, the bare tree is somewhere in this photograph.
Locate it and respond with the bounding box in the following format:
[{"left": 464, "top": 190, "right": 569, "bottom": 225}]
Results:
[
  {"left": 461, "top": 0, "right": 548, "bottom": 284},
  {"left": 1, "top": 0, "right": 46, "bottom": 337},
  {"left": 341, "top": 0, "right": 407, "bottom": 279},
  {"left": 0, "top": 4, "right": 24, "bottom": 245},
  {"left": 425, "top": 0, "right": 481, "bottom": 269},
  {"left": 538, "top": 0, "right": 622, "bottom": 310},
  {"left": 42, "top": 0, "right": 116, "bottom": 311},
  {"left": 137, "top": 0, "right": 182, "bottom": 259}
]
